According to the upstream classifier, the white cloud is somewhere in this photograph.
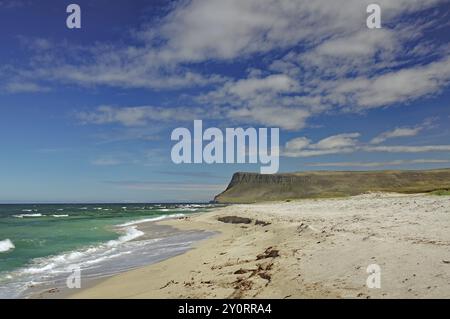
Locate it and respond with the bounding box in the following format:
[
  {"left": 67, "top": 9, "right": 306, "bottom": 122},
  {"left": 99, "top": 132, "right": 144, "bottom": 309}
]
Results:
[
  {"left": 370, "top": 118, "right": 437, "bottom": 144},
  {"left": 227, "top": 105, "right": 310, "bottom": 130},
  {"left": 297, "top": 28, "right": 400, "bottom": 77},
  {"left": 306, "top": 159, "right": 450, "bottom": 167},
  {"left": 284, "top": 133, "right": 360, "bottom": 157},
  {"left": 152, "top": 0, "right": 442, "bottom": 62},
  {"left": 3, "top": 0, "right": 450, "bottom": 136},
  {"left": 285, "top": 137, "right": 311, "bottom": 150},
  {"left": 333, "top": 56, "right": 450, "bottom": 110},
  {"left": 365, "top": 145, "right": 450, "bottom": 153},
  {"left": 371, "top": 127, "right": 422, "bottom": 144},
  {"left": 314, "top": 133, "right": 361, "bottom": 150},
  {"left": 77, "top": 105, "right": 212, "bottom": 126},
  {"left": 78, "top": 104, "right": 310, "bottom": 131},
  {"left": 227, "top": 75, "right": 298, "bottom": 99},
  {"left": 197, "top": 74, "right": 301, "bottom": 105},
  {"left": 44, "top": 62, "right": 225, "bottom": 91},
  {"left": 3, "top": 81, "right": 49, "bottom": 93},
  {"left": 284, "top": 135, "right": 450, "bottom": 157},
  {"left": 314, "top": 29, "right": 396, "bottom": 58},
  {"left": 284, "top": 119, "right": 450, "bottom": 157},
  {"left": 91, "top": 158, "right": 123, "bottom": 166},
  {"left": 17, "top": 36, "right": 53, "bottom": 51}
]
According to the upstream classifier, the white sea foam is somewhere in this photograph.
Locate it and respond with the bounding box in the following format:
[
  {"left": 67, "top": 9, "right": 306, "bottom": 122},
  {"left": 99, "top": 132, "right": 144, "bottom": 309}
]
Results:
[
  {"left": 0, "top": 239, "right": 15, "bottom": 253},
  {"left": 0, "top": 225, "right": 213, "bottom": 298},
  {"left": 13, "top": 213, "right": 43, "bottom": 218},
  {"left": 106, "top": 226, "right": 144, "bottom": 247},
  {"left": 117, "top": 213, "right": 185, "bottom": 227},
  {"left": 20, "top": 225, "right": 144, "bottom": 276},
  {"left": 179, "top": 208, "right": 198, "bottom": 211},
  {"left": 0, "top": 205, "right": 214, "bottom": 298},
  {"left": 22, "top": 262, "right": 57, "bottom": 274}
]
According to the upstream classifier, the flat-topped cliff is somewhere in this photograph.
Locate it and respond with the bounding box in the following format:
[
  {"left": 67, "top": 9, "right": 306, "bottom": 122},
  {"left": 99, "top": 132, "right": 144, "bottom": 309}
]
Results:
[{"left": 214, "top": 169, "right": 450, "bottom": 203}]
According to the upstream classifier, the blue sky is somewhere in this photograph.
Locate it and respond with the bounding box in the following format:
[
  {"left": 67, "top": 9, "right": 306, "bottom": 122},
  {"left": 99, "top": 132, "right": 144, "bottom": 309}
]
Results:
[{"left": 0, "top": 0, "right": 449, "bottom": 202}]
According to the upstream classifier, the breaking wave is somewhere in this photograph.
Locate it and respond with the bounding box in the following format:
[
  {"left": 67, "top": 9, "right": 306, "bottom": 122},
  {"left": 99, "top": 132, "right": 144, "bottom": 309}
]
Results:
[
  {"left": 12, "top": 213, "right": 43, "bottom": 218},
  {"left": 0, "top": 239, "right": 15, "bottom": 253}
]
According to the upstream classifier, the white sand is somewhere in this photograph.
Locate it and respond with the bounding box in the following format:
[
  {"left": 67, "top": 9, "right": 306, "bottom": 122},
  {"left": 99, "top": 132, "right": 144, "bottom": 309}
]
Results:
[{"left": 65, "top": 193, "right": 450, "bottom": 298}]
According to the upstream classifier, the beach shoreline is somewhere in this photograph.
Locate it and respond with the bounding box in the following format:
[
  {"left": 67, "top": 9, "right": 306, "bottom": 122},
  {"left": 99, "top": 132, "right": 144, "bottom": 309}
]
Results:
[
  {"left": 29, "top": 217, "right": 215, "bottom": 299},
  {"left": 40, "top": 193, "right": 450, "bottom": 299}
]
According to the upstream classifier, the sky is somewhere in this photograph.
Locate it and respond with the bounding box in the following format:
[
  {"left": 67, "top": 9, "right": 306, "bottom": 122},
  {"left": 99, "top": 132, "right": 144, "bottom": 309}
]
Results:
[{"left": 0, "top": 0, "right": 449, "bottom": 203}]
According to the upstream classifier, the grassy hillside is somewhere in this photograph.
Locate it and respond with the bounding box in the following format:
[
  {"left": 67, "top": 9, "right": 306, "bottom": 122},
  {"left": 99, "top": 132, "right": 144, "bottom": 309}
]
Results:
[
  {"left": 430, "top": 189, "right": 450, "bottom": 196},
  {"left": 214, "top": 169, "right": 450, "bottom": 203}
]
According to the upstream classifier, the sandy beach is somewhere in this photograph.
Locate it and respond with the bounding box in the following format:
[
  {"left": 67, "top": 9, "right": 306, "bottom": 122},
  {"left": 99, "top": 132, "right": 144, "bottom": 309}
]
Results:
[{"left": 57, "top": 193, "right": 450, "bottom": 299}]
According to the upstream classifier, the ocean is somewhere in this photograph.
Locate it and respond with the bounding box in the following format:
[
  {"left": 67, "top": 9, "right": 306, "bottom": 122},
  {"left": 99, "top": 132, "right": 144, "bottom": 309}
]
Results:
[{"left": 0, "top": 203, "right": 219, "bottom": 298}]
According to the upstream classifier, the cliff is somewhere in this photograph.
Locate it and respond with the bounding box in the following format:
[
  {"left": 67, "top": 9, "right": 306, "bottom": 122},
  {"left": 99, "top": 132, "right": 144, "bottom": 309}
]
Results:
[{"left": 214, "top": 169, "right": 450, "bottom": 203}]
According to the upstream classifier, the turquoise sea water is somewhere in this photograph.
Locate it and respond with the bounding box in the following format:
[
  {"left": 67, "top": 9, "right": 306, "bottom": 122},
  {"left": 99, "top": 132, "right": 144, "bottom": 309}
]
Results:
[{"left": 0, "top": 203, "right": 218, "bottom": 298}]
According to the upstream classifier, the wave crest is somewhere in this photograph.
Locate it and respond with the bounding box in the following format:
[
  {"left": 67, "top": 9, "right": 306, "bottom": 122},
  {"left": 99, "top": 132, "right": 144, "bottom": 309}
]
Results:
[
  {"left": 13, "top": 213, "right": 43, "bottom": 218},
  {"left": 0, "top": 239, "right": 15, "bottom": 253}
]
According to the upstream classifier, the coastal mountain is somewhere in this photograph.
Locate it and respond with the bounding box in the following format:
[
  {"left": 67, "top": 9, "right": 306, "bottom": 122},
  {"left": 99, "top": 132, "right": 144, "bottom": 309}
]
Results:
[{"left": 214, "top": 169, "right": 450, "bottom": 203}]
